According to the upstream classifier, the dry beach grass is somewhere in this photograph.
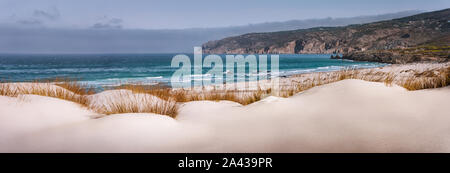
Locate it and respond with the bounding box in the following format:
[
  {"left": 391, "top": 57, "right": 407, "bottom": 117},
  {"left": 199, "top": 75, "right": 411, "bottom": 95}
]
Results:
[{"left": 1, "top": 63, "right": 449, "bottom": 118}]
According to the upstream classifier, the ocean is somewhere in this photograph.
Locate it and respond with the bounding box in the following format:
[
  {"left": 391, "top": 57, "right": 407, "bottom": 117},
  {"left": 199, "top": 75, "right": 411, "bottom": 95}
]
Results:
[{"left": 0, "top": 53, "right": 386, "bottom": 89}]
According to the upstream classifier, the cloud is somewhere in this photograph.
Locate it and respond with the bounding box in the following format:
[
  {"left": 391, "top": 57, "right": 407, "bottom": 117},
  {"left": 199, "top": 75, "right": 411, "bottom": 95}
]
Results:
[
  {"left": 91, "top": 17, "right": 123, "bottom": 29},
  {"left": 33, "top": 8, "right": 60, "bottom": 21},
  {"left": 14, "top": 7, "right": 60, "bottom": 26},
  {"left": 16, "top": 19, "right": 43, "bottom": 26}
]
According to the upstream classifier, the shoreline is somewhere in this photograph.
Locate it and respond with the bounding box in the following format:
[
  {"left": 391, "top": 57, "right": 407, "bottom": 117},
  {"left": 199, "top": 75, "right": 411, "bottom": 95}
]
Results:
[
  {"left": 0, "top": 61, "right": 389, "bottom": 90},
  {"left": 0, "top": 53, "right": 386, "bottom": 90},
  {"left": 2, "top": 62, "right": 449, "bottom": 99},
  {"left": 1, "top": 62, "right": 448, "bottom": 95}
]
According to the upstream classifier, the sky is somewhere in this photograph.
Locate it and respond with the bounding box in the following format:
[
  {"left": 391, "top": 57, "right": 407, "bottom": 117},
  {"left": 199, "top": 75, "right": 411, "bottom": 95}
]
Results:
[{"left": 0, "top": 0, "right": 449, "bottom": 29}]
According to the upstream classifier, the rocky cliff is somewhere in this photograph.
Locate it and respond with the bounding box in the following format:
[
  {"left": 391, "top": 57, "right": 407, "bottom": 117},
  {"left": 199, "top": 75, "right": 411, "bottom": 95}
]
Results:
[{"left": 202, "top": 9, "right": 450, "bottom": 63}]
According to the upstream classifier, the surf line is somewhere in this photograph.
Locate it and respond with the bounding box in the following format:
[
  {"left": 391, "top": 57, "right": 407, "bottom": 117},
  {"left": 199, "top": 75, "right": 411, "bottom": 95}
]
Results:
[{"left": 170, "top": 46, "right": 280, "bottom": 91}]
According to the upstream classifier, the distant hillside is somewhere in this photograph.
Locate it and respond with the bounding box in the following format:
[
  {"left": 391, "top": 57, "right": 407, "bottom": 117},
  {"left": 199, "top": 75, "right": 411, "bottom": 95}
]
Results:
[
  {"left": 197, "top": 10, "right": 423, "bottom": 36},
  {"left": 203, "top": 9, "right": 450, "bottom": 63},
  {"left": 0, "top": 10, "right": 422, "bottom": 53}
]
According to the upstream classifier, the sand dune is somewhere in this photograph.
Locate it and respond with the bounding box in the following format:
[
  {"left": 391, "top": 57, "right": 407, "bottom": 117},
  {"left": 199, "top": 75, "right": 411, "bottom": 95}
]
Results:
[{"left": 1, "top": 79, "right": 449, "bottom": 152}]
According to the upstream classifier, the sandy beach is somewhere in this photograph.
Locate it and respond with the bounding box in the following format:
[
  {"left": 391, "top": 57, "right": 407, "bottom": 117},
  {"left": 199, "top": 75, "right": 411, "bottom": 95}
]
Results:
[{"left": 0, "top": 63, "right": 449, "bottom": 153}]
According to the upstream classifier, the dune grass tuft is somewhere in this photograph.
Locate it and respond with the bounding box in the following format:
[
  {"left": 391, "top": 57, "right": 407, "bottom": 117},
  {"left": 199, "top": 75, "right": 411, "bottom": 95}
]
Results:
[
  {"left": 94, "top": 91, "right": 179, "bottom": 118},
  {"left": 0, "top": 79, "right": 91, "bottom": 106},
  {"left": 401, "top": 67, "right": 450, "bottom": 90},
  {"left": 0, "top": 83, "right": 19, "bottom": 97},
  {"left": 19, "top": 81, "right": 91, "bottom": 107},
  {"left": 53, "top": 78, "right": 96, "bottom": 95},
  {"left": 115, "top": 83, "right": 272, "bottom": 106}
]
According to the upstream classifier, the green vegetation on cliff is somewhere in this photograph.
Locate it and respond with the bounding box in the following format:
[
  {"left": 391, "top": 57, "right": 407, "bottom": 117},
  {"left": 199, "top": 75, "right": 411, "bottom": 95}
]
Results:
[{"left": 203, "top": 8, "right": 450, "bottom": 64}]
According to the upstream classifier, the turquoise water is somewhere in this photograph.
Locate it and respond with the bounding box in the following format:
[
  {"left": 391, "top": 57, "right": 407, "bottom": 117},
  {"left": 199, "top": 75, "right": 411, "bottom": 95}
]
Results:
[{"left": 0, "top": 53, "right": 385, "bottom": 88}]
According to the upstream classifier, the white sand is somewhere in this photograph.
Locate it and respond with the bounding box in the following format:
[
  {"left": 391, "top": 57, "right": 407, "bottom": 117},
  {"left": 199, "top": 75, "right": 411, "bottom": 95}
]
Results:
[{"left": 1, "top": 79, "right": 449, "bottom": 152}]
